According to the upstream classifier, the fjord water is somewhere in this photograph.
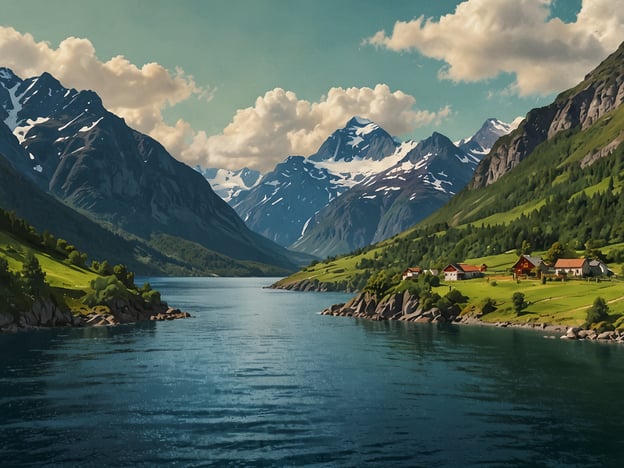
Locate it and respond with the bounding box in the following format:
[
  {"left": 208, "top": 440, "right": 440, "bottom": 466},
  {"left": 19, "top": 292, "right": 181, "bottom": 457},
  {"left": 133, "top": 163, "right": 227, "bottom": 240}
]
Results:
[{"left": 2, "top": 278, "right": 624, "bottom": 466}]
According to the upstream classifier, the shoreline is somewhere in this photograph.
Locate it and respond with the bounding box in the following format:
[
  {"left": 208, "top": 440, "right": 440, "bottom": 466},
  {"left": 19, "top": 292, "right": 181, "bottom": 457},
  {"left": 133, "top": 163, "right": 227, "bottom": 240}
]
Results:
[
  {"left": 320, "top": 290, "right": 624, "bottom": 343},
  {"left": 0, "top": 298, "right": 191, "bottom": 334}
]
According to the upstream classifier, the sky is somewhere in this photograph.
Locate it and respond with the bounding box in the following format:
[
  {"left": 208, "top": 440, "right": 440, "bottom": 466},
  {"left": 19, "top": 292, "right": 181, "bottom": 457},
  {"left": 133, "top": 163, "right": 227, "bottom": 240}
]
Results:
[{"left": 1, "top": 0, "right": 623, "bottom": 172}]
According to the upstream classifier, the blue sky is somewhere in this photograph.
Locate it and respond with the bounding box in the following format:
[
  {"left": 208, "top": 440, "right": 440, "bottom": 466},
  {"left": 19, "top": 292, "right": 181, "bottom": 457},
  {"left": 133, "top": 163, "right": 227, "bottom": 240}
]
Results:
[{"left": 1, "top": 0, "right": 622, "bottom": 171}]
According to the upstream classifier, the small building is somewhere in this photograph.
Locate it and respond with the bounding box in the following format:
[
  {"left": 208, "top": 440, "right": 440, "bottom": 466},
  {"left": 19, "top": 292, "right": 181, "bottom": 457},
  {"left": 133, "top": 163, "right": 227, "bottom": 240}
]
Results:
[
  {"left": 588, "top": 260, "right": 613, "bottom": 277},
  {"left": 402, "top": 267, "right": 423, "bottom": 280},
  {"left": 443, "top": 263, "right": 484, "bottom": 281},
  {"left": 554, "top": 258, "right": 590, "bottom": 277},
  {"left": 512, "top": 255, "right": 545, "bottom": 277}
]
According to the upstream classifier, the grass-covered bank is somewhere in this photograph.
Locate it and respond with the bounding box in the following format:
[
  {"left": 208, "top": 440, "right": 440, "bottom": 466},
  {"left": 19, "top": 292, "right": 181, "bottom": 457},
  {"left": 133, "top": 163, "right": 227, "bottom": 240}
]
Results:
[{"left": 0, "top": 209, "right": 179, "bottom": 331}]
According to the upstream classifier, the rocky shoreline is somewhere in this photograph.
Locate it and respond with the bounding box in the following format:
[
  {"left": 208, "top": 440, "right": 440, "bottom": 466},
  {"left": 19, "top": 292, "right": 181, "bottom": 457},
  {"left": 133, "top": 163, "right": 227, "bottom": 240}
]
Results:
[
  {"left": 270, "top": 278, "right": 354, "bottom": 293},
  {"left": 321, "top": 291, "right": 624, "bottom": 343},
  {"left": 0, "top": 297, "right": 190, "bottom": 333}
]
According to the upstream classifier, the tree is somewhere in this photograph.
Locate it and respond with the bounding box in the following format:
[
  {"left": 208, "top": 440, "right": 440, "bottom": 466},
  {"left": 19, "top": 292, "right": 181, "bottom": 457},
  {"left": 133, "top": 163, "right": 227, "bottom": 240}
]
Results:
[
  {"left": 516, "top": 239, "right": 532, "bottom": 256},
  {"left": 543, "top": 241, "right": 574, "bottom": 265},
  {"left": 512, "top": 292, "right": 528, "bottom": 314},
  {"left": 0, "top": 257, "right": 12, "bottom": 282},
  {"left": 364, "top": 270, "right": 391, "bottom": 298},
  {"left": 67, "top": 250, "right": 87, "bottom": 267},
  {"left": 113, "top": 264, "right": 135, "bottom": 289},
  {"left": 585, "top": 297, "right": 609, "bottom": 326},
  {"left": 20, "top": 251, "right": 47, "bottom": 296}
]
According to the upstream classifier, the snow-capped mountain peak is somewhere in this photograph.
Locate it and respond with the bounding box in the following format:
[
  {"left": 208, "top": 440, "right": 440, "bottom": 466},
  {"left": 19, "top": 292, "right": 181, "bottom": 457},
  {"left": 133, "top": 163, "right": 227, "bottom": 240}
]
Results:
[
  {"left": 199, "top": 166, "right": 262, "bottom": 202},
  {"left": 308, "top": 116, "right": 398, "bottom": 163},
  {"left": 457, "top": 117, "right": 522, "bottom": 156}
]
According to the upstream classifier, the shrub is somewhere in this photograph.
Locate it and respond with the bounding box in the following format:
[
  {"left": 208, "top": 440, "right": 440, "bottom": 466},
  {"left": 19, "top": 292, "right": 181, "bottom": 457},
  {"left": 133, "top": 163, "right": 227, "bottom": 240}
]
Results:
[
  {"left": 584, "top": 297, "right": 609, "bottom": 327},
  {"left": 512, "top": 292, "right": 528, "bottom": 314},
  {"left": 139, "top": 282, "right": 161, "bottom": 305},
  {"left": 445, "top": 288, "right": 469, "bottom": 304},
  {"left": 85, "top": 276, "right": 130, "bottom": 307},
  {"left": 66, "top": 250, "right": 87, "bottom": 267},
  {"left": 363, "top": 270, "right": 391, "bottom": 297},
  {"left": 480, "top": 297, "right": 497, "bottom": 314}
]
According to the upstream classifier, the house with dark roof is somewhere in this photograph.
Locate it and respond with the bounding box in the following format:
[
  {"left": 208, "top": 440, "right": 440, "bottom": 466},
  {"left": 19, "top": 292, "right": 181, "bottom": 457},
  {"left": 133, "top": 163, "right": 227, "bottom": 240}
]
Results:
[
  {"left": 588, "top": 260, "right": 613, "bottom": 277},
  {"left": 443, "top": 263, "right": 485, "bottom": 281},
  {"left": 554, "top": 258, "right": 590, "bottom": 277}
]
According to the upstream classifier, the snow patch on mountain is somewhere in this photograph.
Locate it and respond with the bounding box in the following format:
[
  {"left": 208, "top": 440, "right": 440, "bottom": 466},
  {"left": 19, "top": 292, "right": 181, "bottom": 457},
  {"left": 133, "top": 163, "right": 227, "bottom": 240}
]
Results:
[
  {"left": 199, "top": 167, "right": 262, "bottom": 202},
  {"left": 3, "top": 83, "right": 24, "bottom": 130},
  {"left": 13, "top": 117, "right": 49, "bottom": 143},
  {"left": 78, "top": 117, "right": 104, "bottom": 133}
]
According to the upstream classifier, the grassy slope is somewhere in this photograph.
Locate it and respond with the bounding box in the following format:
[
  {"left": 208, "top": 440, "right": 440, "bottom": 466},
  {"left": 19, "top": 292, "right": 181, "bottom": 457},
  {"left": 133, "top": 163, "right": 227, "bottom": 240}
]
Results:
[
  {"left": 1, "top": 231, "right": 97, "bottom": 290},
  {"left": 274, "top": 65, "right": 624, "bottom": 328},
  {"left": 1, "top": 230, "right": 99, "bottom": 314},
  {"left": 459, "top": 251, "right": 624, "bottom": 326},
  {"left": 446, "top": 276, "right": 624, "bottom": 326}
]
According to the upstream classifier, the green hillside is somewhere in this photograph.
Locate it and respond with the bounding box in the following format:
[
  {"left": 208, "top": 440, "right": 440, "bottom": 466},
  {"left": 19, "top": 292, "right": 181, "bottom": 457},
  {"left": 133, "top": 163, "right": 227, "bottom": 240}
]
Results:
[
  {"left": 0, "top": 207, "right": 162, "bottom": 324},
  {"left": 275, "top": 44, "right": 624, "bottom": 331}
]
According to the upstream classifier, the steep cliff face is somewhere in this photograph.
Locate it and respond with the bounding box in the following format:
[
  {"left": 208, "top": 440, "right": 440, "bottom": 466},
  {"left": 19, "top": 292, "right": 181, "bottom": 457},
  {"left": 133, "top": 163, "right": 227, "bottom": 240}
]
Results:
[{"left": 471, "top": 41, "right": 624, "bottom": 188}]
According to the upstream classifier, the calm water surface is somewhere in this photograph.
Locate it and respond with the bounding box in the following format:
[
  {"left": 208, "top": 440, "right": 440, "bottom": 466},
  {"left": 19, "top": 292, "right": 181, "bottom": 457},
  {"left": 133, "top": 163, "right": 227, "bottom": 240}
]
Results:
[{"left": 2, "top": 277, "right": 624, "bottom": 467}]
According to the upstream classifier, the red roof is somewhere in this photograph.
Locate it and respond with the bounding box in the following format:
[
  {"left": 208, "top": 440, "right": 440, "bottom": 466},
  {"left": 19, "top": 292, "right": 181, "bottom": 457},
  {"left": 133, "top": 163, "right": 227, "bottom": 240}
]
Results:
[
  {"left": 404, "top": 267, "right": 422, "bottom": 273},
  {"left": 458, "top": 263, "right": 481, "bottom": 273},
  {"left": 554, "top": 258, "right": 586, "bottom": 268}
]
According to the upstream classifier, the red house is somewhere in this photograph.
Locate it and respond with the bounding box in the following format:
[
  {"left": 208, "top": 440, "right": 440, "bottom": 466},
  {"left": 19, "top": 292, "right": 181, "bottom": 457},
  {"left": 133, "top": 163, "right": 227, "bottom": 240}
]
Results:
[{"left": 512, "top": 255, "right": 545, "bottom": 277}]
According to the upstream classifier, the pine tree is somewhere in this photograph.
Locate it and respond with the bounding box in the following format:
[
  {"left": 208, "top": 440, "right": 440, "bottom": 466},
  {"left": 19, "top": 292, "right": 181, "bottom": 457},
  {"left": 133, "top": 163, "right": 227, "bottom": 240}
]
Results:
[{"left": 20, "top": 251, "right": 47, "bottom": 296}]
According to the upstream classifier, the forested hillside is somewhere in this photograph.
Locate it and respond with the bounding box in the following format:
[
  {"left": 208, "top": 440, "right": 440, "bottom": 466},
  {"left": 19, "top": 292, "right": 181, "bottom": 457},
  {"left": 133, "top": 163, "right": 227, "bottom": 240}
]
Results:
[{"left": 274, "top": 43, "right": 624, "bottom": 292}]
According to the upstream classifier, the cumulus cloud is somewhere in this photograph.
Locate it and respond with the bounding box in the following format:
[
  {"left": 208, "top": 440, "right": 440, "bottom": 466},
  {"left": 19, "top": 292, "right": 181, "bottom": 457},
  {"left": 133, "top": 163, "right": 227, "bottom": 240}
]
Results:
[
  {"left": 0, "top": 27, "right": 448, "bottom": 172},
  {"left": 181, "top": 85, "right": 451, "bottom": 171},
  {"left": 0, "top": 26, "right": 208, "bottom": 139},
  {"left": 365, "top": 0, "right": 624, "bottom": 96}
]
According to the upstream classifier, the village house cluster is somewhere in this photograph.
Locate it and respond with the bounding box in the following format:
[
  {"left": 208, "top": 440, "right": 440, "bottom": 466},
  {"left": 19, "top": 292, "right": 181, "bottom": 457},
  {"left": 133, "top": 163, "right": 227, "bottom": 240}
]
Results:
[{"left": 402, "top": 254, "right": 613, "bottom": 282}]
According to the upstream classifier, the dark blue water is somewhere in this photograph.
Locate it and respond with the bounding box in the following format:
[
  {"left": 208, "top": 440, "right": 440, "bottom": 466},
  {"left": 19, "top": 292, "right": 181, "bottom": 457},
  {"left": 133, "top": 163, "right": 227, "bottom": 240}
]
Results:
[{"left": 2, "top": 277, "right": 624, "bottom": 467}]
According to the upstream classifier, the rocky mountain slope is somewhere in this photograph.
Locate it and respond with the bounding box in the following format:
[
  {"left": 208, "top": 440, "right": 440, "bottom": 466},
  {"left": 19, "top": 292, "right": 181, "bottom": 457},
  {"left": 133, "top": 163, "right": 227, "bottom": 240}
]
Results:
[
  {"left": 227, "top": 116, "right": 513, "bottom": 254},
  {"left": 229, "top": 117, "right": 409, "bottom": 246},
  {"left": 471, "top": 41, "right": 624, "bottom": 188},
  {"left": 290, "top": 119, "right": 515, "bottom": 258},
  {"left": 0, "top": 67, "right": 304, "bottom": 273},
  {"left": 290, "top": 133, "right": 478, "bottom": 257}
]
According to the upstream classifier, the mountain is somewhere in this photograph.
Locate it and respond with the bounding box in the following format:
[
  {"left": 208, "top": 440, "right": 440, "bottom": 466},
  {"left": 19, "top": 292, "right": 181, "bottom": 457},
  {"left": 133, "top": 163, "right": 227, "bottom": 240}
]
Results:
[
  {"left": 472, "top": 42, "right": 624, "bottom": 188},
  {"left": 199, "top": 166, "right": 262, "bottom": 202},
  {"left": 308, "top": 116, "right": 398, "bottom": 162},
  {"left": 231, "top": 156, "right": 344, "bottom": 245},
  {"left": 275, "top": 41, "right": 624, "bottom": 293},
  {"left": 290, "top": 131, "right": 486, "bottom": 258},
  {"left": 0, "top": 67, "right": 305, "bottom": 273},
  {"left": 458, "top": 118, "right": 519, "bottom": 156},
  {"left": 229, "top": 116, "right": 514, "bottom": 257},
  {"left": 229, "top": 117, "right": 408, "bottom": 247}
]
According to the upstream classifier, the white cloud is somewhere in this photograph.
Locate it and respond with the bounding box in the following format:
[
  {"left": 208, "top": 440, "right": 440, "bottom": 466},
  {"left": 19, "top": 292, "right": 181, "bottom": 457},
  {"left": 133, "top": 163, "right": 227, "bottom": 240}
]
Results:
[
  {"left": 0, "top": 27, "right": 448, "bottom": 172},
  {"left": 366, "top": 0, "right": 624, "bottom": 96},
  {"left": 0, "top": 26, "right": 208, "bottom": 141},
  {"left": 181, "top": 85, "right": 451, "bottom": 171}
]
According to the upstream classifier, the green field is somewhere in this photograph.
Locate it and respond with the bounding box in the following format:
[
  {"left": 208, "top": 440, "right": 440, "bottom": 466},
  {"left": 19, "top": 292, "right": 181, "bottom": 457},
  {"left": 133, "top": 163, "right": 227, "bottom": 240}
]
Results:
[
  {"left": 1, "top": 230, "right": 100, "bottom": 314},
  {"left": 443, "top": 275, "right": 624, "bottom": 326}
]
